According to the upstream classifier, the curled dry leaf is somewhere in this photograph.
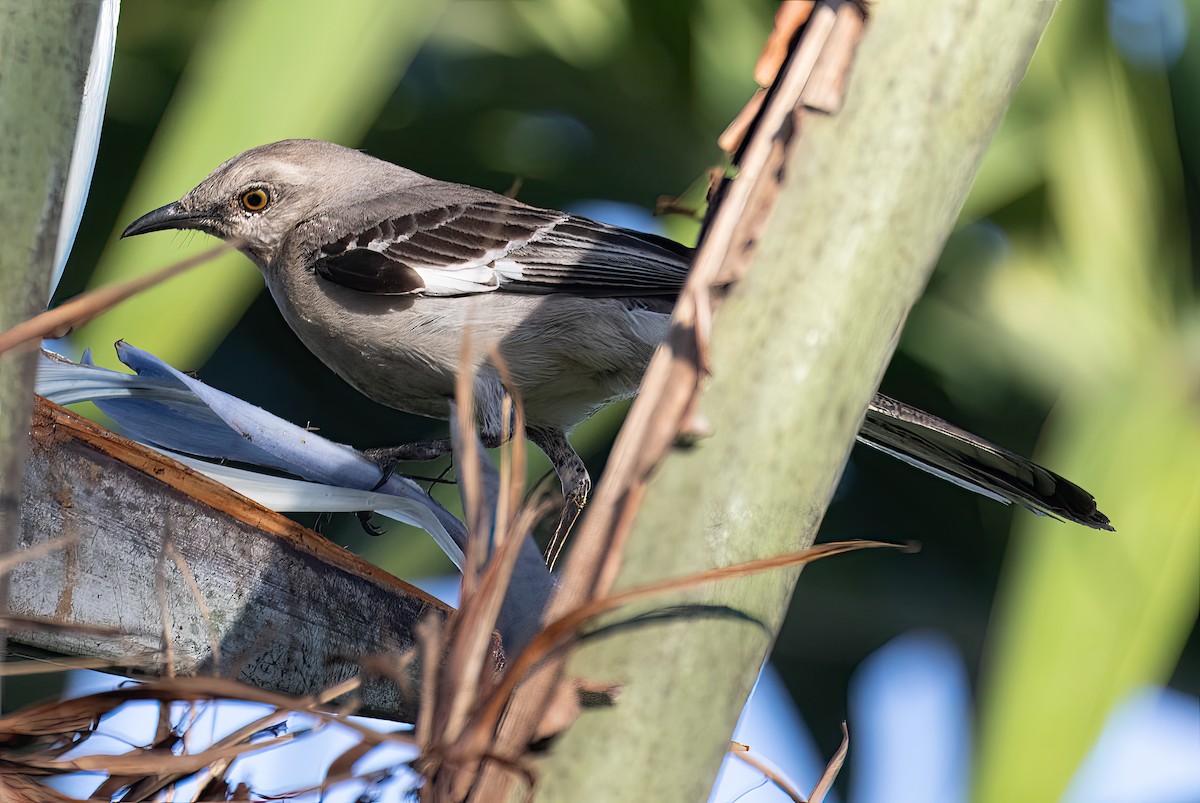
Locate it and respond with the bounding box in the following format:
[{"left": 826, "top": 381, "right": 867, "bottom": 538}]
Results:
[
  {"left": 756, "top": 1, "right": 817, "bottom": 86},
  {"left": 809, "top": 720, "right": 849, "bottom": 803}
]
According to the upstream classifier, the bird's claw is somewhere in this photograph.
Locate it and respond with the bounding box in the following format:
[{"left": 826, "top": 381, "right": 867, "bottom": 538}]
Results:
[{"left": 356, "top": 510, "right": 386, "bottom": 536}]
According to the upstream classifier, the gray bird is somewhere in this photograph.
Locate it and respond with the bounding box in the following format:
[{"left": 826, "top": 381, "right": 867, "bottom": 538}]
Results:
[{"left": 122, "top": 139, "right": 1112, "bottom": 532}]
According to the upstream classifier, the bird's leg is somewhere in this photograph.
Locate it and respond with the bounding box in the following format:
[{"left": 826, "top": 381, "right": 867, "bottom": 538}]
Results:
[
  {"left": 363, "top": 374, "right": 506, "bottom": 492},
  {"left": 365, "top": 439, "right": 455, "bottom": 463},
  {"left": 364, "top": 375, "right": 507, "bottom": 496},
  {"left": 364, "top": 439, "right": 454, "bottom": 489},
  {"left": 359, "top": 438, "right": 461, "bottom": 535},
  {"left": 528, "top": 425, "right": 591, "bottom": 570}
]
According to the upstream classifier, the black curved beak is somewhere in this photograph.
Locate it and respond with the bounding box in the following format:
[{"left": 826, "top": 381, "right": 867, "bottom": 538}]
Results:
[{"left": 121, "top": 201, "right": 206, "bottom": 238}]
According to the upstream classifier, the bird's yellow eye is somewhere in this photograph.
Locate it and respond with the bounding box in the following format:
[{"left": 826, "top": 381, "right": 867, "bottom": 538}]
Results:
[{"left": 240, "top": 188, "right": 270, "bottom": 212}]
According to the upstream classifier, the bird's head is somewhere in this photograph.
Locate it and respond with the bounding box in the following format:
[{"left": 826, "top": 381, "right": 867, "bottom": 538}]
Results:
[{"left": 122, "top": 139, "right": 407, "bottom": 268}]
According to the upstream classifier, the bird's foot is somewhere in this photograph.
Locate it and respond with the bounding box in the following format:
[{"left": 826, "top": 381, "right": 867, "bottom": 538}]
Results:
[
  {"left": 312, "top": 509, "right": 385, "bottom": 536},
  {"left": 364, "top": 440, "right": 452, "bottom": 490},
  {"left": 356, "top": 510, "right": 386, "bottom": 537}
]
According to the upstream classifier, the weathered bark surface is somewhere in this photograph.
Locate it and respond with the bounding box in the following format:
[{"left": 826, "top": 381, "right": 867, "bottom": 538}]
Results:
[{"left": 11, "top": 398, "right": 485, "bottom": 721}]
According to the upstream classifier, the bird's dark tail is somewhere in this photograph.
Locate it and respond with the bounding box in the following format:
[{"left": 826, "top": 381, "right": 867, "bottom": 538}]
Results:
[{"left": 858, "top": 394, "right": 1113, "bottom": 531}]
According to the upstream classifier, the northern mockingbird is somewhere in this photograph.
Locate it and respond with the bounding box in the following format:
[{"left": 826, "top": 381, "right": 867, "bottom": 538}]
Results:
[{"left": 123, "top": 139, "right": 1112, "bottom": 531}]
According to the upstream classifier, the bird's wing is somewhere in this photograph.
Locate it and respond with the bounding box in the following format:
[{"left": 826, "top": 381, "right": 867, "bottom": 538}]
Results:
[{"left": 310, "top": 199, "right": 692, "bottom": 297}]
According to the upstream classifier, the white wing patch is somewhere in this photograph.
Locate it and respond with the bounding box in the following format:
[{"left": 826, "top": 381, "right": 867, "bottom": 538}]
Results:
[{"left": 414, "top": 264, "right": 503, "bottom": 295}]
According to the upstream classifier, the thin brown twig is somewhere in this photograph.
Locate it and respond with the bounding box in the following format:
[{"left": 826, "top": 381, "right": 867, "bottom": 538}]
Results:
[
  {"left": 0, "top": 655, "right": 127, "bottom": 676},
  {"left": 0, "top": 243, "right": 234, "bottom": 356},
  {"left": 733, "top": 747, "right": 808, "bottom": 803},
  {"left": 426, "top": 338, "right": 547, "bottom": 799},
  {"left": 17, "top": 734, "right": 293, "bottom": 775},
  {"left": 0, "top": 613, "right": 125, "bottom": 637},
  {"left": 809, "top": 720, "right": 849, "bottom": 803},
  {"left": 454, "top": 332, "right": 485, "bottom": 598},
  {"left": 60, "top": 677, "right": 366, "bottom": 798},
  {"left": 497, "top": 392, "right": 515, "bottom": 551},
  {"left": 486, "top": 343, "right": 529, "bottom": 552},
  {"left": 164, "top": 541, "right": 222, "bottom": 673},
  {"left": 444, "top": 498, "right": 554, "bottom": 759},
  {"left": 156, "top": 526, "right": 176, "bottom": 679},
  {"left": 435, "top": 488, "right": 554, "bottom": 797},
  {"left": 0, "top": 673, "right": 397, "bottom": 755},
  {"left": 415, "top": 616, "right": 442, "bottom": 755},
  {"left": 0, "top": 532, "right": 78, "bottom": 577},
  {"left": 434, "top": 355, "right": 517, "bottom": 786}
]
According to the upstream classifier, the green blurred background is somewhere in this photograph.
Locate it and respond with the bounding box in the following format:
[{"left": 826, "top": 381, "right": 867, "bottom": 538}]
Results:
[{"left": 47, "top": 0, "right": 1198, "bottom": 799}]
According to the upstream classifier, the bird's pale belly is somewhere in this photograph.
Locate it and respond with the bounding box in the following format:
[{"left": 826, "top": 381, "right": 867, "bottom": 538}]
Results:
[{"left": 267, "top": 275, "right": 667, "bottom": 430}]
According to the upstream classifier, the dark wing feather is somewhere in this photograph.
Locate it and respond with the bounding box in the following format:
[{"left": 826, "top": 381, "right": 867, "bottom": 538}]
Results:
[
  {"left": 312, "top": 248, "right": 425, "bottom": 295},
  {"left": 504, "top": 218, "right": 692, "bottom": 296},
  {"left": 311, "top": 198, "right": 692, "bottom": 298}
]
